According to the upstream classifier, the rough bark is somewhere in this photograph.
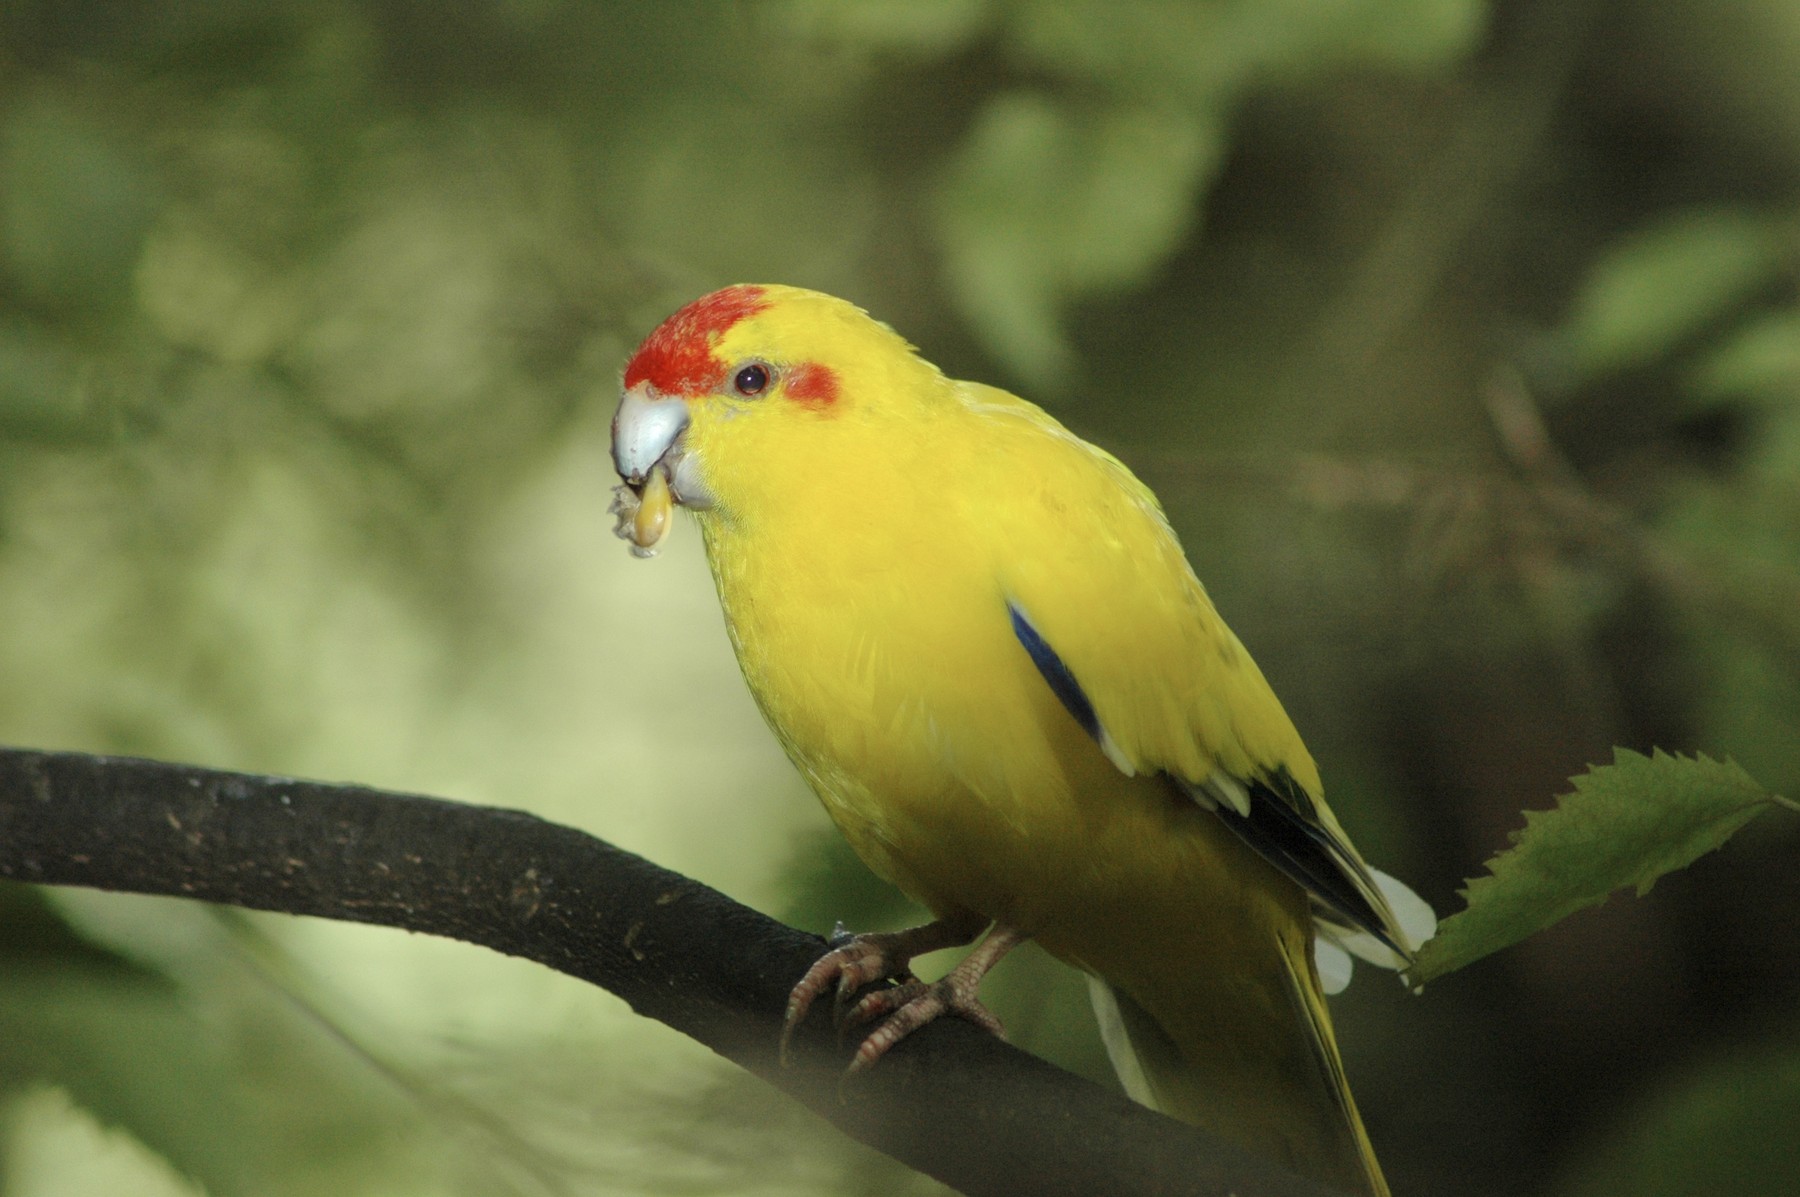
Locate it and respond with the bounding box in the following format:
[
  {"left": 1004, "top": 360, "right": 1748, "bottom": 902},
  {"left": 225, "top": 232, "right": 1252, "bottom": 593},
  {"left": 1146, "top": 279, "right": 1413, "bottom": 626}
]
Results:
[{"left": 0, "top": 746, "right": 1344, "bottom": 1197}]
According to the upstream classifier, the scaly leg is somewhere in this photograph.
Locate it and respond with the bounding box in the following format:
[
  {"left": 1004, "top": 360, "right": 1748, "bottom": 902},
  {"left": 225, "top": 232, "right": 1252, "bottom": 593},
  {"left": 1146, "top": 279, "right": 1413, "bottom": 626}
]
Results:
[
  {"left": 842, "top": 923, "right": 1028, "bottom": 1074},
  {"left": 781, "top": 912, "right": 1027, "bottom": 1072}
]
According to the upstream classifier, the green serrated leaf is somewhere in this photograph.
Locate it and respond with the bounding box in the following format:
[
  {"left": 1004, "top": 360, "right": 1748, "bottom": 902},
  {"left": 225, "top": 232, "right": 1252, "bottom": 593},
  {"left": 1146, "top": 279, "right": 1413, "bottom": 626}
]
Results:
[{"left": 1407, "top": 749, "right": 1790, "bottom": 986}]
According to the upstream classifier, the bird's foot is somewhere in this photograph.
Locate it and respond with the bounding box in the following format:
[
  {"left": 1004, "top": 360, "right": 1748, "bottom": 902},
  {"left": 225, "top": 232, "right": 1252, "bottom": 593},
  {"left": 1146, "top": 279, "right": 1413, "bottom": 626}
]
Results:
[
  {"left": 839, "top": 969, "right": 1007, "bottom": 1075},
  {"left": 781, "top": 921, "right": 954, "bottom": 1065},
  {"left": 780, "top": 918, "right": 1027, "bottom": 1074}
]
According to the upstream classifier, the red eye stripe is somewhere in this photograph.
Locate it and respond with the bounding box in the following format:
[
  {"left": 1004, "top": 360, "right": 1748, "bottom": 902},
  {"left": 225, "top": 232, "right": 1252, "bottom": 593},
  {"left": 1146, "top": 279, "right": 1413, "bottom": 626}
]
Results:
[
  {"left": 783, "top": 361, "right": 839, "bottom": 409},
  {"left": 623, "top": 285, "right": 771, "bottom": 395}
]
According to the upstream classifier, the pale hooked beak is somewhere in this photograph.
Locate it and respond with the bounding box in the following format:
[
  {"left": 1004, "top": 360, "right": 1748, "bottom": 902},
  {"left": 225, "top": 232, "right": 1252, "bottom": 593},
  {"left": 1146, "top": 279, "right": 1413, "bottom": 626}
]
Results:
[{"left": 610, "top": 384, "right": 712, "bottom": 509}]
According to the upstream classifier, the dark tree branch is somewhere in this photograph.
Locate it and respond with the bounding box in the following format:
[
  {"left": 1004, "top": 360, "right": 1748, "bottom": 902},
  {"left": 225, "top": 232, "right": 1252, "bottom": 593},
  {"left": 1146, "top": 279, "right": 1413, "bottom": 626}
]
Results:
[{"left": 0, "top": 746, "right": 1343, "bottom": 1197}]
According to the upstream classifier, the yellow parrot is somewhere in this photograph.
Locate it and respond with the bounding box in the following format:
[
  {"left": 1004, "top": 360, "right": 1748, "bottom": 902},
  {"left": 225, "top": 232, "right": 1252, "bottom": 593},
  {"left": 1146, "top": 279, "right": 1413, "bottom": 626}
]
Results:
[{"left": 609, "top": 284, "right": 1430, "bottom": 1196}]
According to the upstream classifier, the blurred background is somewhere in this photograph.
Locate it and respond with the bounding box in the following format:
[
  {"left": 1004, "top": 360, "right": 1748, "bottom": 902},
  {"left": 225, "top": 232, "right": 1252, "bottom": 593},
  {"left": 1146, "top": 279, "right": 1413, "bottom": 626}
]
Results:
[{"left": 2, "top": 1, "right": 1799, "bottom": 1194}]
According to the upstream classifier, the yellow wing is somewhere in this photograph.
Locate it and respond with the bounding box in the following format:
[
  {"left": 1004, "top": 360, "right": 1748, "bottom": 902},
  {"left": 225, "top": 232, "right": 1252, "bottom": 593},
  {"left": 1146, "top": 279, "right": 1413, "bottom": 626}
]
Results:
[{"left": 957, "top": 382, "right": 1416, "bottom": 962}]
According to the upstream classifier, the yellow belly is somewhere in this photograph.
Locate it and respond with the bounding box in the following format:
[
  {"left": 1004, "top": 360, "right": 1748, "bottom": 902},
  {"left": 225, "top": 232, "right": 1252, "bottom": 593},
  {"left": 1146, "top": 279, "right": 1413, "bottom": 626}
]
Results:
[{"left": 699, "top": 499, "right": 1301, "bottom": 965}]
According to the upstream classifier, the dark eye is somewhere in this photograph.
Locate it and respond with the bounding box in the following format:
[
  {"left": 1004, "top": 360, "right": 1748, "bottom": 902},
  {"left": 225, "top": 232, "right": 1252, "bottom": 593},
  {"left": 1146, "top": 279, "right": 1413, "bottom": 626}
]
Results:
[{"left": 732, "top": 363, "right": 771, "bottom": 396}]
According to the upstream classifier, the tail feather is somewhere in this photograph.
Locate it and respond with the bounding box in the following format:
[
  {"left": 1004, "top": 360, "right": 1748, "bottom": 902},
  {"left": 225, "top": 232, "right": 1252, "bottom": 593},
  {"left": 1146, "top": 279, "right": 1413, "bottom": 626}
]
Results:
[
  {"left": 1087, "top": 942, "right": 1390, "bottom": 1197},
  {"left": 1276, "top": 937, "right": 1391, "bottom": 1197}
]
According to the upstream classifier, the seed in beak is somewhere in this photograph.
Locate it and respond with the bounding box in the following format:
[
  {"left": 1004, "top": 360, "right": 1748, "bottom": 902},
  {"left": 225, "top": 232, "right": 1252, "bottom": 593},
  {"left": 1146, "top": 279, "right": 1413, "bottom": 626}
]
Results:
[{"left": 610, "top": 466, "right": 674, "bottom": 558}]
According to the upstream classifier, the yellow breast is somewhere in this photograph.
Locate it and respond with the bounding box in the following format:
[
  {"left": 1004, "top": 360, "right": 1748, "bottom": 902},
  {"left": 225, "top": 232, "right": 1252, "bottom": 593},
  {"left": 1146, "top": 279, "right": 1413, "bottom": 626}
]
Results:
[{"left": 687, "top": 383, "right": 1299, "bottom": 950}]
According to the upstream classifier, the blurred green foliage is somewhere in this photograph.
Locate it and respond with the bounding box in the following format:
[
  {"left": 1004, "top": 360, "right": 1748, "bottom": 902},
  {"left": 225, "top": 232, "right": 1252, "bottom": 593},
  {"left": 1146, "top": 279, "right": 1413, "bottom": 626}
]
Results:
[
  {"left": 3, "top": 0, "right": 1800, "bottom": 1194},
  {"left": 1560, "top": 1046, "right": 1800, "bottom": 1197}
]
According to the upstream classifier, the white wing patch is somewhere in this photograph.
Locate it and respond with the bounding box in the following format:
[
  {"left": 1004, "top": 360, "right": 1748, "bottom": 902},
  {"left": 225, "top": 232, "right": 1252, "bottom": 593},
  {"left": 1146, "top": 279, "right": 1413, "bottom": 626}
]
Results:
[
  {"left": 1098, "top": 726, "right": 1136, "bottom": 776},
  {"left": 1315, "top": 938, "right": 1355, "bottom": 995},
  {"left": 1313, "top": 868, "right": 1437, "bottom": 987},
  {"left": 1087, "top": 975, "right": 1156, "bottom": 1107},
  {"left": 1196, "top": 770, "right": 1253, "bottom": 817}
]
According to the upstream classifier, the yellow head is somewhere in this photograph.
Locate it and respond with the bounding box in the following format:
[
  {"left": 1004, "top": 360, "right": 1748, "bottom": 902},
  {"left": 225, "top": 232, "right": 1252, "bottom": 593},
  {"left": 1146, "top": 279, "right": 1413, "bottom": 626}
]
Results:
[{"left": 611, "top": 285, "right": 945, "bottom": 539}]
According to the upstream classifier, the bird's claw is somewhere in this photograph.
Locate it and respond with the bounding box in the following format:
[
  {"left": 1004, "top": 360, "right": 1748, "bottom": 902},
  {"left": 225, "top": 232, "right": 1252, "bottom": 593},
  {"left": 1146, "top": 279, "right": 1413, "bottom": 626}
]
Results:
[
  {"left": 840, "top": 979, "right": 927, "bottom": 1030},
  {"left": 780, "top": 932, "right": 912, "bottom": 1066},
  {"left": 784, "top": 921, "right": 1022, "bottom": 1072},
  {"left": 780, "top": 918, "right": 1015, "bottom": 1074},
  {"left": 843, "top": 976, "right": 1006, "bottom": 1076}
]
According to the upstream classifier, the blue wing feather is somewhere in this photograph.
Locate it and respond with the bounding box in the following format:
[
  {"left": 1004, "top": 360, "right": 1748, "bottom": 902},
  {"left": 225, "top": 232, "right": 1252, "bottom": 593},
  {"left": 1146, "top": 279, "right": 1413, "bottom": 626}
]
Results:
[{"left": 1008, "top": 601, "right": 1102, "bottom": 741}]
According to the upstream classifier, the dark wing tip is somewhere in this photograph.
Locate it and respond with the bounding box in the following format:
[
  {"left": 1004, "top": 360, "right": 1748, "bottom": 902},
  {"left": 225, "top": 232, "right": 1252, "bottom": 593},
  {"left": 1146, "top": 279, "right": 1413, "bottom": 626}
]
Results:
[{"left": 1202, "top": 768, "right": 1406, "bottom": 958}]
